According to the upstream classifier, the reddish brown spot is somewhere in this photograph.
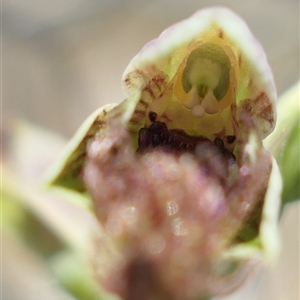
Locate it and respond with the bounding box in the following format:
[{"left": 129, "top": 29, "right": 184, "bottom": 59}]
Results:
[
  {"left": 218, "top": 30, "right": 224, "bottom": 39},
  {"left": 253, "top": 92, "right": 266, "bottom": 104},
  {"left": 144, "top": 86, "right": 155, "bottom": 99},
  {"left": 255, "top": 93, "right": 274, "bottom": 124},
  {"left": 124, "top": 76, "right": 130, "bottom": 84},
  {"left": 240, "top": 99, "right": 252, "bottom": 113},
  {"left": 133, "top": 109, "right": 146, "bottom": 117},
  {"left": 129, "top": 117, "right": 143, "bottom": 125},
  {"left": 139, "top": 99, "right": 148, "bottom": 108},
  {"left": 152, "top": 74, "right": 167, "bottom": 92},
  {"left": 93, "top": 120, "right": 105, "bottom": 129},
  {"left": 240, "top": 92, "right": 274, "bottom": 135},
  {"left": 238, "top": 54, "right": 242, "bottom": 68},
  {"left": 259, "top": 106, "right": 274, "bottom": 124},
  {"left": 129, "top": 110, "right": 146, "bottom": 126}
]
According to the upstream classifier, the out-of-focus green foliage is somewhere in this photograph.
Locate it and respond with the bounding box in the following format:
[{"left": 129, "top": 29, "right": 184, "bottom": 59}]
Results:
[
  {"left": 49, "top": 250, "right": 119, "bottom": 300},
  {"left": 279, "top": 118, "right": 300, "bottom": 204},
  {"left": 264, "top": 80, "right": 300, "bottom": 205},
  {"left": 1, "top": 118, "right": 116, "bottom": 300},
  {"left": 3, "top": 193, "right": 64, "bottom": 257}
]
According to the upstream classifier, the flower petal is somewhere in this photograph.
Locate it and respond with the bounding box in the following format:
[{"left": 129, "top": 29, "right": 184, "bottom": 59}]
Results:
[
  {"left": 264, "top": 80, "right": 300, "bottom": 204},
  {"left": 45, "top": 7, "right": 282, "bottom": 300},
  {"left": 46, "top": 103, "right": 117, "bottom": 192},
  {"left": 123, "top": 6, "right": 277, "bottom": 138}
]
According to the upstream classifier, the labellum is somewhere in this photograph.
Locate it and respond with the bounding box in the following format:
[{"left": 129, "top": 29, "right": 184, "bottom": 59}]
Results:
[{"left": 48, "top": 6, "right": 281, "bottom": 300}]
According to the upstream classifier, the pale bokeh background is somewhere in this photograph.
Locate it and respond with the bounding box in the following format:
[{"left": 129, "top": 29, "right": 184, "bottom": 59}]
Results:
[
  {"left": 3, "top": 0, "right": 299, "bottom": 299},
  {"left": 3, "top": 0, "right": 299, "bottom": 137}
]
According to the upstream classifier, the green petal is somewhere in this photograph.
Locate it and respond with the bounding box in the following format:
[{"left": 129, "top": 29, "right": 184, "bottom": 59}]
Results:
[
  {"left": 280, "top": 119, "right": 300, "bottom": 203},
  {"left": 123, "top": 6, "right": 277, "bottom": 139},
  {"left": 46, "top": 104, "right": 117, "bottom": 192},
  {"left": 46, "top": 90, "right": 146, "bottom": 193},
  {"left": 264, "top": 81, "right": 300, "bottom": 205}
]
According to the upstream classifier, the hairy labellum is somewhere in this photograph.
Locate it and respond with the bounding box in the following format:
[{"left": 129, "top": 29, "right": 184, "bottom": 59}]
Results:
[
  {"left": 137, "top": 121, "right": 209, "bottom": 153},
  {"left": 84, "top": 118, "right": 272, "bottom": 300},
  {"left": 137, "top": 121, "right": 236, "bottom": 169}
]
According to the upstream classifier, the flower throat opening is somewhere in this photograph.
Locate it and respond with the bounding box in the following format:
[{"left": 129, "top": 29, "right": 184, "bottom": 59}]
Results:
[{"left": 138, "top": 42, "right": 238, "bottom": 162}]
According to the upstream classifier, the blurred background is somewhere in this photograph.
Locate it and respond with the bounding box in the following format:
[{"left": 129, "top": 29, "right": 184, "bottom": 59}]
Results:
[
  {"left": 2, "top": 0, "right": 299, "bottom": 300},
  {"left": 3, "top": 0, "right": 299, "bottom": 137}
]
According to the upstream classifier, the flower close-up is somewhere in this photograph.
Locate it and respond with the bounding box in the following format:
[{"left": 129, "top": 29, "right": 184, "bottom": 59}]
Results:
[
  {"left": 3, "top": 2, "right": 299, "bottom": 300},
  {"left": 48, "top": 7, "right": 282, "bottom": 300}
]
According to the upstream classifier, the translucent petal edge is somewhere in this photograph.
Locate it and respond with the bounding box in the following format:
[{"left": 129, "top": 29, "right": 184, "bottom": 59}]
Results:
[{"left": 44, "top": 103, "right": 117, "bottom": 190}]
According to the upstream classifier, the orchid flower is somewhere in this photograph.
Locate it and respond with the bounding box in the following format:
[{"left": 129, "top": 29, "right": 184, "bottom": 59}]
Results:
[{"left": 47, "top": 7, "right": 283, "bottom": 300}]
